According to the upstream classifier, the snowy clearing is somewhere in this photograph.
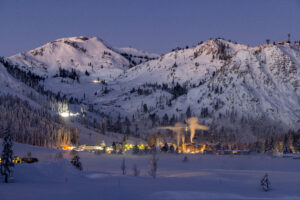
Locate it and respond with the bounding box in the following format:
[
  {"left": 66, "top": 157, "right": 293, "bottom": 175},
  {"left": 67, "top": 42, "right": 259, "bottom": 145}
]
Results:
[{"left": 0, "top": 142, "right": 300, "bottom": 200}]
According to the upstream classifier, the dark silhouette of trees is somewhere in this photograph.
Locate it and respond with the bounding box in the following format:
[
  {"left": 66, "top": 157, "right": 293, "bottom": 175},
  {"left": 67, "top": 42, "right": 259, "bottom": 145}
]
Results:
[{"left": 0, "top": 127, "right": 14, "bottom": 183}]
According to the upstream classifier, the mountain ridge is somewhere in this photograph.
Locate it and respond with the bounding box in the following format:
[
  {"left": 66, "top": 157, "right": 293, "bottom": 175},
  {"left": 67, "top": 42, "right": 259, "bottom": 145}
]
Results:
[{"left": 3, "top": 37, "right": 300, "bottom": 141}]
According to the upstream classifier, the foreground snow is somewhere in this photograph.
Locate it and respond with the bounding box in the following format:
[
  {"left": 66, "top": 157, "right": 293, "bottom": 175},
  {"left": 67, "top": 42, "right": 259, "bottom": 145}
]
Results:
[{"left": 0, "top": 142, "right": 300, "bottom": 200}]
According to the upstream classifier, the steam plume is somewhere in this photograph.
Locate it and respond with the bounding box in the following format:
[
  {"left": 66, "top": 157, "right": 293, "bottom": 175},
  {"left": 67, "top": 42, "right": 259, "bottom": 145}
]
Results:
[
  {"left": 158, "top": 122, "right": 185, "bottom": 146},
  {"left": 186, "top": 117, "right": 209, "bottom": 143}
]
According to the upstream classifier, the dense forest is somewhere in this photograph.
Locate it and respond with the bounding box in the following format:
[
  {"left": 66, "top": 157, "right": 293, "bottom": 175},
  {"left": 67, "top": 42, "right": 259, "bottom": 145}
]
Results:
[{"left": 0, "top": 94, "right": 78, "bottom": 147}]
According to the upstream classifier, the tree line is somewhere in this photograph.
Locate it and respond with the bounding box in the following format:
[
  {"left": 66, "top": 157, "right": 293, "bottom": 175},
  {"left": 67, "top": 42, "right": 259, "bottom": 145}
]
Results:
[{"left": 0, "top": 94, "right": 78, "bottom": 147}]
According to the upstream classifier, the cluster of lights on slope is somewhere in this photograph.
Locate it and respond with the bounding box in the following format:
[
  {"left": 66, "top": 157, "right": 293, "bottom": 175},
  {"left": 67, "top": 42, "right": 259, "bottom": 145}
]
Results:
[
  {"left": 59, "top": 111, "right": 80, "bottom": 118},
  {"left": 61, "top": 143, "right": 145, "bottom": 154}
]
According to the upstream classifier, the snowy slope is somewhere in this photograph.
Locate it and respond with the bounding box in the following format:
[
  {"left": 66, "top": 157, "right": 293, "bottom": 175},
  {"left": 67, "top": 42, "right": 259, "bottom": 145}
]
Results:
[
  {"left": 4, "top": 38, "right": 300, "bottom": 139},
  {"left": 120, "top": 39, "right": 249, "bottom": 84},
  {"left": 9, "top": 36, "right": 130, "bottom": 78},
  {"left": 0, "top": 63, "right": 41, "bottom": 103},
  {"left": 6, "top": 36, "right": 159, "bottom": 104},
  {"left": 0, "top": 63, "right": 21, "bottom": 94},
  {"left": 97, "top": 39, "right": 300, "bottom": 138},
  {"left": 114, "top": 47, "right": 159, "bottom": 66}
]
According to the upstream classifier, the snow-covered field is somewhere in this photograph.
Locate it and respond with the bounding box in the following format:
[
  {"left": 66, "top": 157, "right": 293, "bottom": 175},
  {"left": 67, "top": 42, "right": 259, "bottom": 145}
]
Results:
[{"left": 1, "top": 142, "right": 300, "bottom": 200}]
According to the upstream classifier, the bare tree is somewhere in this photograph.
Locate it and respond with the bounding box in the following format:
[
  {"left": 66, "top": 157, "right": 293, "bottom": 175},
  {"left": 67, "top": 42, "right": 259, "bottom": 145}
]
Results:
[
  {"left": 149, "top": 151, "right": 158, "bottom": 178},
  {"left": 133, "top": 164, "right": 140, "bottom": 176},
  {"left": 182, "top": 156, "right": 189, "bottom": 163},
  {"left": 121, "top": 158, "right": 126, "bottom": 175}
]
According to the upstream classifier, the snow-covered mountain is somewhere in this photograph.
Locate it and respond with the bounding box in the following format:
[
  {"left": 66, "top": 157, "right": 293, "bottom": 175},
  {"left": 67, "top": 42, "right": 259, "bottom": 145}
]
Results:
[
  {"left": 97, "top": 39, "right": 300, "bottom": 139},
  {"left": 6, "top": 36, "right": 159, "bottom": 105},
  {"left": 4, "top": 37, "right": 300, "bottom": 140},
  {"left": 9, "top": 36, "right": 158, "bottom": 78}
]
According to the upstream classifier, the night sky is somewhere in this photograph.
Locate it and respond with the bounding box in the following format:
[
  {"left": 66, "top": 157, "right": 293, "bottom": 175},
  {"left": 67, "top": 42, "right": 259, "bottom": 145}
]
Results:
[{"left": 0, "top": 0, "right": 299, "bottom": 56}]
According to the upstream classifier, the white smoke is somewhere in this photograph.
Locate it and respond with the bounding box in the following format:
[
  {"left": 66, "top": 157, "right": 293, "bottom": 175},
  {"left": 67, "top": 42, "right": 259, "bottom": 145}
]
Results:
[
  {"left": 158, "top": 122, "right": 185, "bottom": 146},
  {"left": 186, "top": 117, "right": 209, "bottom": 143}
]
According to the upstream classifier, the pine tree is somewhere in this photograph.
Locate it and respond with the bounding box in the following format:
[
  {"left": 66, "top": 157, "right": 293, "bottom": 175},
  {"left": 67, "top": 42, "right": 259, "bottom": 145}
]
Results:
[
  {"left": 283, "top": 134, "right": 291, "bottom": 154},
  {"left": 169, "top": 145, "right": 175, "bottom": 153},
  {"left": 135, "top": 124, "right": 139, "bottom": 136},
  {"left": 288, "top": 33, "right": 291, "bottom": 43},
  {"left": 143, "top": 104, "right": 148, "bottom": 113},
  {"left": 125, "top": 125, "right": 131, "bottom": 137},
  {"left": 70, "top": 155, "right": 82, "bottom": 171},
  {"left": 1, "top": 128, "right": 14, "bottom": 183},
  {"left": 124, "top": 117, "right": 131, "bottom": 126},
  {"left": 112, "top": 142, "right": 117, "bottom": 153},
  {"left": 161, "top": 143, "right": 169, "bottom": 152},
  {"left": 114, "top": 114, "right": 122, "bottom": 133},
  {"left": 186, "top": 106, "right": 191, "bottom": 118},
  {"left": 162, "top": 113, "right": 169, "bottom": 125},
  {"left": 101, "top": 118, "right": 107, "bottom": 135}
]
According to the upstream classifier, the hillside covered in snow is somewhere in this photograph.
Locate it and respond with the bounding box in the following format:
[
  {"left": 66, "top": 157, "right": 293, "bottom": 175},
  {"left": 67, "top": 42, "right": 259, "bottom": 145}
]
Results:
[
  {"left": 94, "top": 39, "right": 300, "bottom": 140},
  {"left": 3, "top": 37, "right": 300, "bottom": 142},
  {"left": 9, "top": 36, "right": 158, "bottom": 78}
]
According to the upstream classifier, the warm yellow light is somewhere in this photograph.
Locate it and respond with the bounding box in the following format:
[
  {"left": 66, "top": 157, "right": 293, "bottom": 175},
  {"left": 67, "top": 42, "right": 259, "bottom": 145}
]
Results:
[
  {"left": 200, "top": 144, "right": 206, "bottom": 153},
  {"left": 0, "top": 157, "right": 22, "bottom": 164},
  {"left": 61, "top": 145, "right": 74, "bottom": 150},
  {"left": 289, "top": 145, "right": 295, "bottom": 153},
  {"left": 138, "top": 144, "right": 145, "bottom": 150},
  {"left": 12, "top": 157, "right": 22, "bottom": 164}
]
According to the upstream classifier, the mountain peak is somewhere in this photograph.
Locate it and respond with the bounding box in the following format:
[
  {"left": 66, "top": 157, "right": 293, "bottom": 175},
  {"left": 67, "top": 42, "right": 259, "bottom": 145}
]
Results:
[
  {"left": 8, "top": 36, "right": 159, "bottom": 78},
  {"left": 193, "top": 38, "right": 249, "bottom": 60}
]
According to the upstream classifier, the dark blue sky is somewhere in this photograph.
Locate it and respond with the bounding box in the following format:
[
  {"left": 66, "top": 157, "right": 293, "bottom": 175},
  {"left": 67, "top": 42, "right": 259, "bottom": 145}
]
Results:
[{"left": 1, "top": 0, "right": 300, "bottom": 56}]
